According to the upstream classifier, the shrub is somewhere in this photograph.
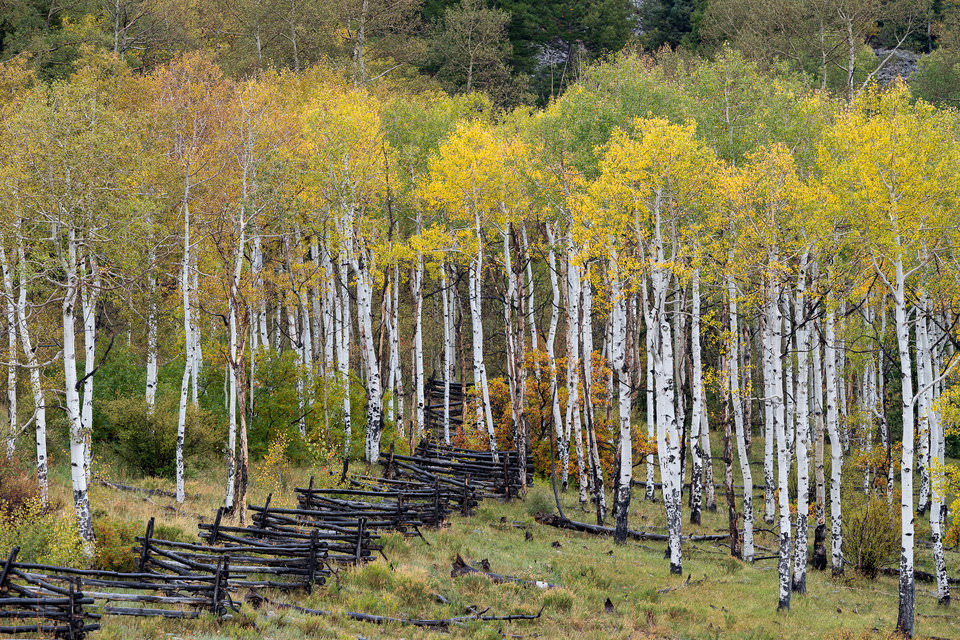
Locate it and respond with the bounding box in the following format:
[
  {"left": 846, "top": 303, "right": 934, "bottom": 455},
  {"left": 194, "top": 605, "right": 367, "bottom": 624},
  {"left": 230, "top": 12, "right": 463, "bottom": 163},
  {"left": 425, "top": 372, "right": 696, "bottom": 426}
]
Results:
[
  {"left": 0, "top": 498, "right": 82, "bottom": 566},
  {"left": 844, "top": 491, "right": 900, "bottom": 578},
  {"left": 93, "top": 517, "right": 140, "bottom": 571},
  {"left": 0, "top": 456, "right": 39, "bottom": 516},
  {"left": 103, "top": 395, "right": 222, "bottom": 478}
]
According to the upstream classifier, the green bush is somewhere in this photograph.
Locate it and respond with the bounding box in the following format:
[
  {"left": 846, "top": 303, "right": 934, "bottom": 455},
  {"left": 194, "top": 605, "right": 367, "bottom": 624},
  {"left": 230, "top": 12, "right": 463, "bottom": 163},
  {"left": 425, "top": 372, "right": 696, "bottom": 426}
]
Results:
[
  {"left": 0, "top": 499, "right": 82, "bottom": 567},
  {"left": 844, "top": 492, "right": 900, "bottom": 578},
  {"left": 103, "top": 395, "right": 222, "bottom": 478}
]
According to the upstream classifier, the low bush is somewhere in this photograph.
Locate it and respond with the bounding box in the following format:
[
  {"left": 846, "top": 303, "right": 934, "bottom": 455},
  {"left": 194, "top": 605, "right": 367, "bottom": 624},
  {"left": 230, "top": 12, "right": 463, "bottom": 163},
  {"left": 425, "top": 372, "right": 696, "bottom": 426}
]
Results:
[
  {"left": 103, "top": 395, "right": 222, "bottom": 478},
  {"left": 93, "top": 517, "right": 140, "bottom": 572},
  {"left": 844, "top": 491, "right": 900, "bottom": 578},
  {"left": 0, "top": 497, "right": 82, "bottom": 566},
  {"left": 0, "top": 456, "right": 39, "bottom": 515}
]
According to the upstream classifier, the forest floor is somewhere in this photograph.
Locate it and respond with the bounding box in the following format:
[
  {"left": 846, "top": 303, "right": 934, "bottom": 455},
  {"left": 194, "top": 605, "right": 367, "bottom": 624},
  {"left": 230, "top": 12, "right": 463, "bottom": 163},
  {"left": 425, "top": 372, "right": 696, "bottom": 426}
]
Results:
[{"left": 38, "top": 454, "right": 960, "bottom": 640}]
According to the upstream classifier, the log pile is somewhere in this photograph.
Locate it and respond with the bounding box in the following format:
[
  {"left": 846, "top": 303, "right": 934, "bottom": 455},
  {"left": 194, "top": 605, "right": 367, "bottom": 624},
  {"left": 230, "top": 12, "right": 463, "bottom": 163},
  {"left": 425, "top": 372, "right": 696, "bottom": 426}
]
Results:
[
  {"left": 379, "top": 439, "right": 532, "bottom": 501},
  {"left": 423, "top": 378, "right": 472, "bottom": 440},
  {"left": 138, "top": 516, "right": 328, "bottom": 591},
  {"left": 296, "top": 477, "right": 451, "bottom": 532},
  {"left": 0, "top": 548, "right": 100, "bottom": 638}
]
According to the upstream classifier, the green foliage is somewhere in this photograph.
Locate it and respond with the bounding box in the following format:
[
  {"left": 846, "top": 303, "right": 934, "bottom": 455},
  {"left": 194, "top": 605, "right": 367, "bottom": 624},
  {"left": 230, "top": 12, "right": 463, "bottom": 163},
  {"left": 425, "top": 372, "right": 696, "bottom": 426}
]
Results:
[
  {"left": 250, "top": 348, "right": 306, "bottom": 461},
  {"left": 844, "top": 492, "right": 901, "bottom": 578},
  {"left": 102, "top": 395, "right": 222, "bottom": 478},
  {"left": 911, "top": 49, "right": 960, "bottom": 106},
  {"left": 639, "top": 0, "right": 707, "bottom": 51},
  {"left": 0, "top": 498, "right": 82, "bottom": 566}
]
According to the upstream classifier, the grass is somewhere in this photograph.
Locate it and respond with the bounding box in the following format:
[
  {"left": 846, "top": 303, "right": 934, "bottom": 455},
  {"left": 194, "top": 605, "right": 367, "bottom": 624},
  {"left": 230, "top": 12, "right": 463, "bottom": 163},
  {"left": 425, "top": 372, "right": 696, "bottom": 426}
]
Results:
[
  {"left": 30, "top": 453, "right": 954, "bottom": 640},
  {"left": 10, "top": 437, "right": 959, "bottom": 640}
]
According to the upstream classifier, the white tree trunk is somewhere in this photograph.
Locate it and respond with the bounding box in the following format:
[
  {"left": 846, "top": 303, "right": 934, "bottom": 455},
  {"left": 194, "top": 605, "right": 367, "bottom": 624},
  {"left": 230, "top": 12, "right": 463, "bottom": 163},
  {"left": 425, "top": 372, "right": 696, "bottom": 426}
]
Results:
[
  {"left": 824, "top": 305, "right": 843, "bottom": 576},
  {"left": 16, "top": 228, "right": 47, "bottom": 505},
  {"left": 178, "top": 184, "right": 195, "bottom": 507},
  {"left": 792, "top": 258, "right": 810, "bottom": 594},
  {"left": 651, "top": 212, "right": 681, "bottom": 575},
  {"left": 469, "top": 223, "right": 496, "bottom": 451},
  {"left": 338, "top": 223, "right": 353, "bottom": 460},
  {"left": 62, "top": 229, "right": 94, "bottom": 556},
  {"left": 892, "top": 256, "right": 915, "bottom": 636},
  {"left": 80, "top": 255, "right": 99, "bottom": 483},
  {"left": 545, "top": 224, "right": 564, "bottom": 483},
  {"left": 391, "top": 264, "right": 404, "bottom": 437},
  {"left": 146, "top": 239, "right": 158, "bottom": 414},
  {"left": 919, "top": 298, "right": 950, "bottom": 604},
  {"left": 354, "top": 247, "right": 383, "bottom": 462},
  {"left": 641, "top": 274, "right": 656, "bottom": 501},
  {"left": 440, "top": 264, "right": 453, "bottom": 443},
  {"left": 582, "top": 267, "right": 603, "bottom": 514},
  {"left": 689, "top": 271, "right": 705, "bottom": 526},
  {"left": 412, "top": 251, "right": 425, "bottom": 441},
  {"left": 728, "top": 268, "right": 754, "bottom": 562},
  {"left": 566, "top": 245, "right": 588, "bottom": 504},
  {"left": 0, "top": 243, "right": 17, "bottom": 460},
  {"left": 762, "top": 308, "right": 776, "bottom": 525},
  {"left": 766, "top": 272, "right": 791, "bottom": 611},
  {"left": 610, "top": 251, "right": 631, "bottom": 541}
]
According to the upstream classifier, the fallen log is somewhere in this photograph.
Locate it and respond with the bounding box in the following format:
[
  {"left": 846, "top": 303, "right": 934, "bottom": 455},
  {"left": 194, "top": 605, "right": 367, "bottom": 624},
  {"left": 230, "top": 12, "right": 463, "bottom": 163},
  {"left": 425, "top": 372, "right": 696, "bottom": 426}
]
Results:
[
  {"left": 96, "top": 479, "right": 183, "bottom": 499},
  {"left": 534, "top": 512, "right": 729, "bottom": 543},
  {"left": 451, "top": 555, "right": 558, "bottom": 589},
  {"left": 247, "top": 590, "right": 542, "bottom": 628},
  {"left": 878, "top": 567, "right": 960, "bottom": 585}
]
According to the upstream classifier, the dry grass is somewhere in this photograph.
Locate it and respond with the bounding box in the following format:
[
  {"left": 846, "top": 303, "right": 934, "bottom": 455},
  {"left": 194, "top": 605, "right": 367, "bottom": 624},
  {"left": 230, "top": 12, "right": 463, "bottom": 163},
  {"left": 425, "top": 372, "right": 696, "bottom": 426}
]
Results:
[{"left": 22, "top": 448, "right": 960, "bottom": 640}]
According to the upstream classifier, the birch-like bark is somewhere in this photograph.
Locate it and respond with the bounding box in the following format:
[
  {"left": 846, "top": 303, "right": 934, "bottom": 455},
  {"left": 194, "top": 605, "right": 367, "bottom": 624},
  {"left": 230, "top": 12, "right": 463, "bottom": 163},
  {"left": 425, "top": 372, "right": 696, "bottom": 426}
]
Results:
[
  {"left": 0, "top": 243, "right": 16, "bottom": 460},
  {"left": 792, "top": 259, "right": 810, "bottom": 594},
  {"left": 440, "top": 264, "right": 453, "bottom": 443},
  {"left": 762, "top": 309, "right": 776, "bottom": 525},
  {"left": 391, "top": 264, "right": 404, "bottom": 437},
  {"left": 610, "top": 252, "right": 631, "bottom": 542},
  {"left": 354, "top": 246, "right": 383, "bottom": 462},
  {"left": 565, "top": 246, "right": 588, "bottom": 504},
  {"left": 178, "top": 179, "right": 195, "bottom": 507},
  {"left": 503, "top": 225, "right": 527, "bottom": 489},
  {"left": 767, "top": 274, "right": 791, "bottom": 611},
  {"left": 146, "top": 229, "right": 158, "bottom": 414},
  {"left": 13, "top": 222, "right": 46, "bottom": 504},
  {"left": 522, "top": 227, "right": 538, "bottom": 358},
  {"left": 411, "top": 248, "right": 425, "bottom": 442},
  {"left": 80, "top": 254, "right": 99, "bottom": 483},
  {"left": 689, "top": 270, "right": 704, "bottom": 526},
  {"left": 469, "top": 215, "right": 496, "bottom": 452},
  {"left": 652, "top": 212, "right": 681, "bottom": 575},
  {"left": 582, "top": 267, "right": 603, "bottom": 516},
  {"left": 62, "top": 229, "right": 94, "bottom": 556},
  {"left": 824, "top": 305, "right": 843, "bottom": 576},
  {"left": 641, "top": 274, "right": 656, "bottom": 501},
  {"left": 917, "top": 310, "right": 931, "bottom": 516},
  {"left": 919, "top": 298, "right": 950, "bottom": 605},
  {"left": 545, "top": 224, "right": 565, "bottom": 486},
  {"left": 893, "top": 256, "right": 915, "bottom": 637},
  {"left": 337, "top": 216, "right": 353, "bottom": 460},
  {"left": 812, "top": 323, "right": 826, "bottom": 528},
  {"left": 728, "top": 268, "right": 754, "bottom": 562}
]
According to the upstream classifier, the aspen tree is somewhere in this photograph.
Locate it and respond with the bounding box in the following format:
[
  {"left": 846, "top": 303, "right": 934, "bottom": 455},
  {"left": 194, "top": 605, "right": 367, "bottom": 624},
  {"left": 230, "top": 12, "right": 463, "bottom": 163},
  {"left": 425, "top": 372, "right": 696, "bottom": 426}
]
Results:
[{"left": 819, "top": 84, "right": 957, "bottom": 637}]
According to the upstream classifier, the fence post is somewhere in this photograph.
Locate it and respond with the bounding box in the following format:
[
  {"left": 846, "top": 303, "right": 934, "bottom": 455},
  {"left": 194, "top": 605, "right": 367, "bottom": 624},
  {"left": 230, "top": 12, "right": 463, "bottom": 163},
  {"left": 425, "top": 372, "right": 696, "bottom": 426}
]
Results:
[
  {"left": 355, "top": 518, "right": 366, "bottom": 564},
  {"left": 0, "top": 546, "right": 19, "bottom": 592},
  {"left": 307, "top": 529, "right": 319, "bottom": 592},
  {"left": 210, "top": 507, "right": 223, "bottom": 545},
  {"left": 138, "top": 517, "right": 155, "bottom": 572},
  {"left": 256, "top": 493, "right": 272, "bottom": 537}
]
